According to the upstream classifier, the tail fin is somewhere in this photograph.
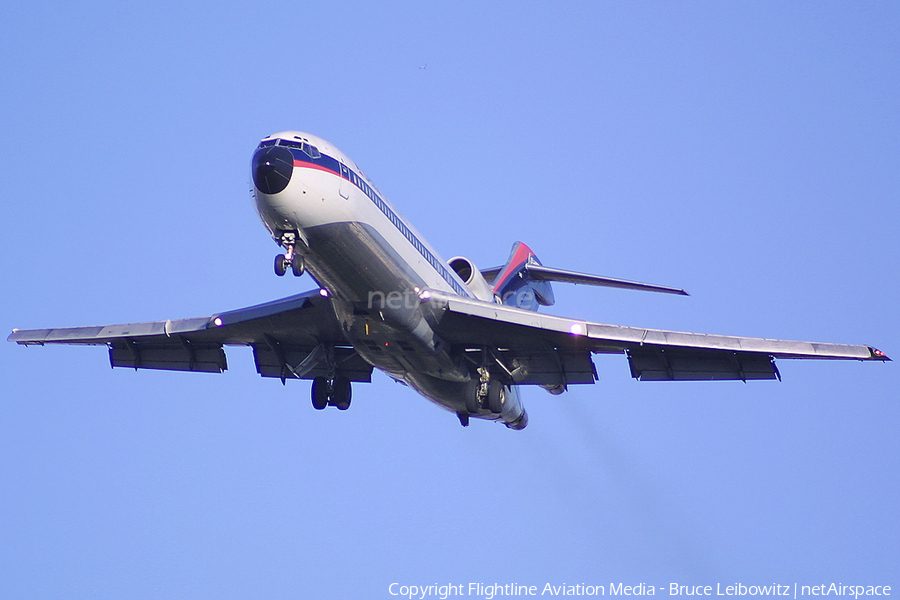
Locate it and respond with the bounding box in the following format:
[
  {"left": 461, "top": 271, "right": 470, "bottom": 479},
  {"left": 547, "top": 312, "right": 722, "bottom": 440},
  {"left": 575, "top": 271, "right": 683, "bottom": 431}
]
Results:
[{"left": 489, "top": 242, "right": 555, "bottom": 311}]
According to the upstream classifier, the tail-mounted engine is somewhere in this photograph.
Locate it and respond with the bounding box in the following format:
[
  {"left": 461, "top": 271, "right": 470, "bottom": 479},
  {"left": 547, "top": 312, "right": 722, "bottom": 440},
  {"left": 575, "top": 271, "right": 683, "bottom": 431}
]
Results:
[{"left": 448, "top": 256, "right": 496, "bottom": 302}]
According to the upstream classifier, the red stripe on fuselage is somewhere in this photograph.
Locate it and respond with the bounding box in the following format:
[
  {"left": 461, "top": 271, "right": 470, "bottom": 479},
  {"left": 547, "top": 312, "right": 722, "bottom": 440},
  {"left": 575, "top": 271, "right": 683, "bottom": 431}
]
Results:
[{"left": 293, "top": 160, "right": 342, "bottom": 176}]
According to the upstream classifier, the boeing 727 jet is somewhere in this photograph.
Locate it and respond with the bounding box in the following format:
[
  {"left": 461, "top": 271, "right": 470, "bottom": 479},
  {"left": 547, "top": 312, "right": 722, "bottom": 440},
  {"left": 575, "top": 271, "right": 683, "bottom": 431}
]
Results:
[{"left": 9, "top": 131, "right": 889, "bottom": 429}]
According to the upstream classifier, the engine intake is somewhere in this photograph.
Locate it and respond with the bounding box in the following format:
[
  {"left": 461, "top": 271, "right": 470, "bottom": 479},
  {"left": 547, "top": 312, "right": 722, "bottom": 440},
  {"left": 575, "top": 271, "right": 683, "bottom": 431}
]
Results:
[{"left": 448, "top": 256, "right": 496, "bottom": 302}]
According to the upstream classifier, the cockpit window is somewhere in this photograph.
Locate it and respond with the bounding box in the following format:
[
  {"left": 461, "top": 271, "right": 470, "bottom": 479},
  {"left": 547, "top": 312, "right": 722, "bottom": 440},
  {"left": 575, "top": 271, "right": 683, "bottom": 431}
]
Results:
[
  {"left": 258, "top": 139, "right": 277, "bottom": 148},
  {"left": 273, "top": 139, "right": 321, "bottom": 159},
  {"left": 303, "top": 143, "right": 321, "bottom": 159}
]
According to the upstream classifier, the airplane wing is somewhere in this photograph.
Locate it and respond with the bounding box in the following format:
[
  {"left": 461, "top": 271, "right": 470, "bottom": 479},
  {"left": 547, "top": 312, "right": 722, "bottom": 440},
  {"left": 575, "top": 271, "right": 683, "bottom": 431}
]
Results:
[
  {"left": 7, "top": 290, "right": 373, "bottom": 383},
  {"left": 419, "top": 291, "right": 889, "bottom": 385},
  {"left": 9, "top": 288, "right": 887, "bottom": 389}
]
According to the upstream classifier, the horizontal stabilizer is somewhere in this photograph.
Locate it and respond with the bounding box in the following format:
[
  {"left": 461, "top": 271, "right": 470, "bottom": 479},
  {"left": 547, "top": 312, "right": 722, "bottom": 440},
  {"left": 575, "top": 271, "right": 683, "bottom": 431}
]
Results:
[{"left": 523, "top": 265, "right": 689, "bottom": 296}]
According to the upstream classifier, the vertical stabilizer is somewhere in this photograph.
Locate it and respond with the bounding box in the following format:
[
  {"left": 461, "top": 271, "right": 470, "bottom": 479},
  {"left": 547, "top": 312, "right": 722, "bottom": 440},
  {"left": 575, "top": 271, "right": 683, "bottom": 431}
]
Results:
[{"left": 490, "top": 242, "right": 555, "bottom": 311}]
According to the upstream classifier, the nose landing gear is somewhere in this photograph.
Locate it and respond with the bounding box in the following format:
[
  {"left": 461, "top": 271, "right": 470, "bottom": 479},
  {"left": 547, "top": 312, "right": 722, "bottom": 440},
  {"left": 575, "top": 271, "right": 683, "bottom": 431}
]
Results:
[
  {"left": 274, "top": 231, "right": 305, "bottom": 277},
  {"left": 274, "top": 253, "right": 304, "bottom": 277}
]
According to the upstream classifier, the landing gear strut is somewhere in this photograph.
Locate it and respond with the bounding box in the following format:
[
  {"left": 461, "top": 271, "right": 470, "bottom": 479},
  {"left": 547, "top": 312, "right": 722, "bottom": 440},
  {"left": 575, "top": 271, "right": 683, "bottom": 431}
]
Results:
[
  {"left": 274, "top": 231, "right": 305, "bottom": 277},
  {"left": 310, "top": 376, "right": 352, "bottom": 410}
]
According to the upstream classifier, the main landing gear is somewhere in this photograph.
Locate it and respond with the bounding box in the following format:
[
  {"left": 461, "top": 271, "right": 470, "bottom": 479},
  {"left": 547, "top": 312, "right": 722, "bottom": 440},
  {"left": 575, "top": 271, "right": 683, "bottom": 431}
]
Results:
[
  {"left": 274, "top": 232, "right": 305, "bottom": 277},
  {"left": 311, "top": 376, "right": 352, "bottom": 411},
  {"left": 464, "top": 367, "right": 505, "bottom": 414}
]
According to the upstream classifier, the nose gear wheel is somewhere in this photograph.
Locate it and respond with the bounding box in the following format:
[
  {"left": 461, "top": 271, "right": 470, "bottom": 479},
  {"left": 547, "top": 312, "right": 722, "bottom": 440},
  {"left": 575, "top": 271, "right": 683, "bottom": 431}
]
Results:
[{"left": 274, "top": 232, "right": 305, "bottom": 277}]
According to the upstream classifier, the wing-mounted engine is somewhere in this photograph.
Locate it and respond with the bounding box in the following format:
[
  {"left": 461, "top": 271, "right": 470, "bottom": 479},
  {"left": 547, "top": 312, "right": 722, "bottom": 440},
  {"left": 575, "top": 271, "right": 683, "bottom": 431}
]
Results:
[{"left": 448, "top": 256, "right": 496, "bottom": 302}]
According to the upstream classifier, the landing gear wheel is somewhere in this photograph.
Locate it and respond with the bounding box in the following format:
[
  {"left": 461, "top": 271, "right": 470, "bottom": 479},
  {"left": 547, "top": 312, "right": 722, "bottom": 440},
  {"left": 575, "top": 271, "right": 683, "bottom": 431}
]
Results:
[
  {"left": 291, "top": 255, "right": 305, "bottom": 277},
  {"left": 311, "top": 376, "right": 328, "bottom": 410},
  {"left": 464, "top": 379, "right": 481, "bottom": 414},
  {"left": 487, "top": 380, "right": 505, "bottom": 414},
  {"left": 275, "top": 254, "right": 288, "bottom": 277},
  {"left": 331, "top": 377, "right": 352, "bottom": 410}
]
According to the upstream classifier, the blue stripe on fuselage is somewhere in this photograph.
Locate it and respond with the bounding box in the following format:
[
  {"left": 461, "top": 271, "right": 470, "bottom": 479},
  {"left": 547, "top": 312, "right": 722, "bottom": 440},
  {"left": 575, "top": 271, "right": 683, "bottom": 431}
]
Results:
[{"left": 267, "top": 143, "right": 469, "bottom": 297}]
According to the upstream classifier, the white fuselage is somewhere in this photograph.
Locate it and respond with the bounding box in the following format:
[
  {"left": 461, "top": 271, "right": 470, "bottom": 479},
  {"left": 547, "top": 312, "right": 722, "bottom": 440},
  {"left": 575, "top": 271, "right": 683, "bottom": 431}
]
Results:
[{"left": 251, "top": 131, "right": 526, "bottom": 428}]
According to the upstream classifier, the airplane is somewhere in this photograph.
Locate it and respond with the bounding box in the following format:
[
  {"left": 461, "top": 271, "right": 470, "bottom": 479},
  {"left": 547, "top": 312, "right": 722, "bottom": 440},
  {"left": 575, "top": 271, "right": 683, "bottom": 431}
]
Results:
[{"left": 8, "top": 131, "right": 890, "bottom": 430}]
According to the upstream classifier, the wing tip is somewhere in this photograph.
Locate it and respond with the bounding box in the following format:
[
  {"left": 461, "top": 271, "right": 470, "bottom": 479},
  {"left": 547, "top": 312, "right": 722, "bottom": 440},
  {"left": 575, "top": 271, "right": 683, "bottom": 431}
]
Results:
[
  {"left": 8, "top": 329, "right": 37, "bottom": 344},
  {"left": 868, "top": 346, "right": 891, "bottom": 361}
]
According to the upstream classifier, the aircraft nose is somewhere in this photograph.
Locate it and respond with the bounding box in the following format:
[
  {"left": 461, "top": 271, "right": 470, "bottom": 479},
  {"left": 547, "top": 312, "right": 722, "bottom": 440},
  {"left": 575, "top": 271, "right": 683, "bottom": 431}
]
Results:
[{"left": 252, "top": 145, "right": 294, "bottom": 195}]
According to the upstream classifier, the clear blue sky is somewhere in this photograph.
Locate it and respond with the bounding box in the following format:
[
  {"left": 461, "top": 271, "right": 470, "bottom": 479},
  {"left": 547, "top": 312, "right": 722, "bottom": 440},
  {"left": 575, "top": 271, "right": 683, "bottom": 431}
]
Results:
[{"left": 2, "top": 1, "right": 897, "bottom": 598}]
